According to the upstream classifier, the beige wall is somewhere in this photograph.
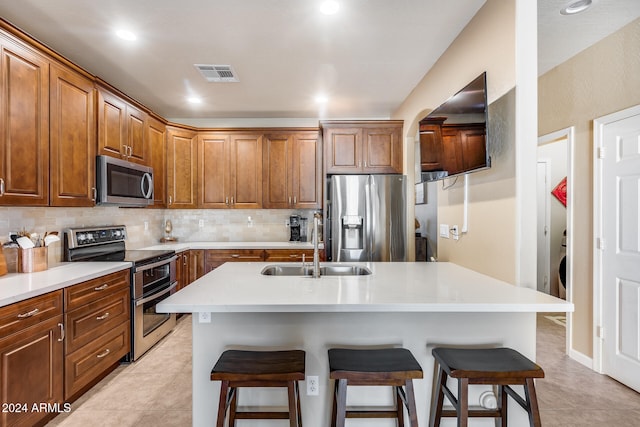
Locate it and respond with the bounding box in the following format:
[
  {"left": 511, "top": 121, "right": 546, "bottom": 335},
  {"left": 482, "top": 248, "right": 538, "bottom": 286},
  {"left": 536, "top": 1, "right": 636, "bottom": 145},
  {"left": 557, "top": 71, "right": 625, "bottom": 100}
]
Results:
[
  {"left": 538, "top": 18, "right": 640, "bottom": 357},
  {"left": 393, "top": 0, "right": 520, "bottom": 283}
]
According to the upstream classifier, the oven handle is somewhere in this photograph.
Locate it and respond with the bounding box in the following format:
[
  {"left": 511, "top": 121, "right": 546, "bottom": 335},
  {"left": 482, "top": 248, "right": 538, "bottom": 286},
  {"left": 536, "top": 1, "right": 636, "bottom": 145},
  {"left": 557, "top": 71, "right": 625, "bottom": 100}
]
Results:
[
  {"left": 135, "top": 281, "right": 177, "bottom": 307},
  {"left": 134, "top": 255, "right": 177, "bottom": 273}
]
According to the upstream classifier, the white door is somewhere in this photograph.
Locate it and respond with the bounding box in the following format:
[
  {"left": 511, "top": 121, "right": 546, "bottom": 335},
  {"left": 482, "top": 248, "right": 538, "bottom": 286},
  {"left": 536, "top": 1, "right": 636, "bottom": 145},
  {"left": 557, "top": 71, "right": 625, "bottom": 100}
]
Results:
[
  {"left": 597, "top": 106, "right": 640, "bottom": 392},
  {"left": 536, "top": 161, "right": 550, "bottom": 293}
]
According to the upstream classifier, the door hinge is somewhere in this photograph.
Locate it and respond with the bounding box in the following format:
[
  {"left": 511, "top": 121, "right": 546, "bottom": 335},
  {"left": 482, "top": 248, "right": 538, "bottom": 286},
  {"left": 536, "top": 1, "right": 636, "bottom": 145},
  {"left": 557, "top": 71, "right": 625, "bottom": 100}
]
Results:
[
  {"left": 597, "top": 326, "right": 605, "bottom": 339},
  {"left": 597, "top": 147, "right": 606, "bottom": 159},
  {"left": 596, "top": 237, "right": 606, "bottom": 251}
]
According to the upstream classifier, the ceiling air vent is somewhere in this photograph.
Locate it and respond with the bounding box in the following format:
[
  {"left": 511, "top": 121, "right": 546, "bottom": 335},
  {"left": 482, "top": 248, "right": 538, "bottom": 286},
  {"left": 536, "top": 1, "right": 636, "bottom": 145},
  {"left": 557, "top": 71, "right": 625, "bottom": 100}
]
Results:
[{"left": 194, "top": 64, "right": 239, "bottom": 82}]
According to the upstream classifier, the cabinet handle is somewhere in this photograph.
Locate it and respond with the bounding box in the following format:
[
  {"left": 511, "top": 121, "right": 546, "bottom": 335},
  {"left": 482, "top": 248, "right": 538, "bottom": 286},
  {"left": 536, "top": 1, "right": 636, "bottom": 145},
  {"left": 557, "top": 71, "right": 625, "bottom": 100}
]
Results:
[
  {"left": 96, "top": 348, "right": 110, "bottom": 359},
  {"left": 17, "top": 308, "right": 39, "bottom": 318},
  {"left": 58, "top": 323, "right": 65, "bottom": 342},
  {"left": 128, "top": 145, "right": 133, "bottom": 157},
  {"left": 289, "top": 254, "right": 299, "bottom": 258},
  {"left": 168, "top": 195, "right": 173, "bottom": 205},
  {"left": 288, "top": 196, "right": 292, "bottom": 205},
  {"left": 94, "top": 284, "right": 109, "bottom": 291},
  {"left": 364, "top": 161, "right": 367, "bottom": 167},
  {"left": 183, "top": 255, "right": 187, "bottom": 266},
  {"left": 91, "top": 187, "right": 97, "bottom": 202},
  {"left": 0, "top": 178, "right": 4, "bottom": 196},
  {"left": 231, "top": 196, "right": 234, "bottom": 205},
  {"left": 225, "top": 197, "right": 229, "bottom": 205},
  {"left": 293, "top": 196, "right": 297, "bottom": 205},
  {"left": 230, "top": 254, "right": 240, "bottom": 258},
  {"left": 96, "top": 312, "right": 110, "bottom": 321}
]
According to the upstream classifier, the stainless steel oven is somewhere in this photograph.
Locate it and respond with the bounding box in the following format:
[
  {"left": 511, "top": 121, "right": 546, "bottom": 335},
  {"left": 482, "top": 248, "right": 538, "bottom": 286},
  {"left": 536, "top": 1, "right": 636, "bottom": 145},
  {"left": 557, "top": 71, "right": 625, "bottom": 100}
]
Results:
[
  {"left": 64, "top": 225, "right": 177, "bottom": 361},
  {"left": 132, "top": 255, "right": 177, "bottom": 360}
]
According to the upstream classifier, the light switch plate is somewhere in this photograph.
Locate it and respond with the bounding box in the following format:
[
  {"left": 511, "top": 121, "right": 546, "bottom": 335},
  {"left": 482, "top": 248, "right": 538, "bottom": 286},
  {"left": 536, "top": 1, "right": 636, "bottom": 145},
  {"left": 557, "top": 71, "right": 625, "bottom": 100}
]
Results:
[
  {"left": 439, "top": 224, "right": 449, "bottom": 238},
  {"left": 198, "top": 312, "right": 211, "bottom": 323}
]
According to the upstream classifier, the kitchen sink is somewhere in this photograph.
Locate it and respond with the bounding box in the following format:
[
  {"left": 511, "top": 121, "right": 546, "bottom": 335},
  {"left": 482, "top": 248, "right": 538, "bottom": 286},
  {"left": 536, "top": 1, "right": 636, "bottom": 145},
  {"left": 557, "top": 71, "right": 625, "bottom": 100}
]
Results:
[{"left": 260, "top": 264, "right": 372, "bottom": 277}]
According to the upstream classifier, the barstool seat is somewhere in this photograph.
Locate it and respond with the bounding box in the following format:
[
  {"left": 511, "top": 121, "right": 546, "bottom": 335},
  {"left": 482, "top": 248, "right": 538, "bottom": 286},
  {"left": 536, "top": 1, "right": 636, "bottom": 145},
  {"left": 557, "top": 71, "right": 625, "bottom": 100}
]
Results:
[
  {"left": 329, "top": 348, "right": 423, "bottom": 427},
  {"left": 430, "top": 347, "right": 544, "bottom": 427},
  {"left": 211, "top": 349, "right": 305, "bottom": 427}
]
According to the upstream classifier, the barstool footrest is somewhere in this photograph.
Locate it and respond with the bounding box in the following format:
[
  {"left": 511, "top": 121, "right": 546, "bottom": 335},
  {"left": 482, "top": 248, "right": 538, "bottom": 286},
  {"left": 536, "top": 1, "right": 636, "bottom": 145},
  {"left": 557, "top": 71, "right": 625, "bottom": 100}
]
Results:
[
  {"left": 345, "top": 408, "right": 402, "bottom": 418},
  {"left": 235, "top": 412, "right": 293, "bottom": 419},
  {"left": 441, "top": 409, "right": 502, "bottom": 418}
]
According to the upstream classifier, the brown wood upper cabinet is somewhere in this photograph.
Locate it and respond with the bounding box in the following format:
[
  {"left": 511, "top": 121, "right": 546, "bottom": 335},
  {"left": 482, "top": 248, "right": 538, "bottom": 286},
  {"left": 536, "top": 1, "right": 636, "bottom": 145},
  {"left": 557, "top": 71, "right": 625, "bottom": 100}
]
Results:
[
  {"left": 50, "top": 62, "right": 97, "bottom": 207},
  {"left": 167, "top": 126, "right": 198, "bottom": 209},
  {"left": 97, "top": 86, "right": 148, "bottom": 165},
  {"left": 146, "top": 116, "right": 167, "bottom": 207},
  {"left": 198, "top": 132, "right": 263, "bottom": 209},
  {"left": 263, "top": 131, "right": 321, "bottom": 209},
  {"left": 0, "top": 35, "right": 50, "bottom": 206},
  {"left": 322, "top": 120, "right": 403, "bottom": 174}
]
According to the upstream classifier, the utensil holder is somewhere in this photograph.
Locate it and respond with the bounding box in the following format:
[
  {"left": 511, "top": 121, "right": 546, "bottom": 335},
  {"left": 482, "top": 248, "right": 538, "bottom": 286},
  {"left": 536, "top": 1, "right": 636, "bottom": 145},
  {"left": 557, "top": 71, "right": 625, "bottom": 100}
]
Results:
[{"left": 18, "top": 247, "right": 48, "bottom": 273}]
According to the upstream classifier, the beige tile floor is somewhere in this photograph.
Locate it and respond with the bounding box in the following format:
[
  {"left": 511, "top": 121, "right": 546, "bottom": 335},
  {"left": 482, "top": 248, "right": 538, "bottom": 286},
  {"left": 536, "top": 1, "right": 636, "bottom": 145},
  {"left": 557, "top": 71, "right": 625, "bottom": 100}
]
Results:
[{"left": 47, "top": 313, "right": 640, "bottom": 426}]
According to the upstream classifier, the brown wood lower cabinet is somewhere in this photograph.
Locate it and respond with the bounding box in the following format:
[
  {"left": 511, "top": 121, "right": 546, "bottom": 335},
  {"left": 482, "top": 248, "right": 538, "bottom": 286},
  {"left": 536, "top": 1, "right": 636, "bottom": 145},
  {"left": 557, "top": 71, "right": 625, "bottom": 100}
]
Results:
[
  {"left": 63, "top": 270, "right": 130, "bottom": 401},
  {"left": 205, "top": 249, "right": 265, "bottom": 271},
  {"left": 0, "top": 291, "right": 64, "bottom": 427},
  {"left": 263, "top": 249, "right": 321, "bottom": 262}
]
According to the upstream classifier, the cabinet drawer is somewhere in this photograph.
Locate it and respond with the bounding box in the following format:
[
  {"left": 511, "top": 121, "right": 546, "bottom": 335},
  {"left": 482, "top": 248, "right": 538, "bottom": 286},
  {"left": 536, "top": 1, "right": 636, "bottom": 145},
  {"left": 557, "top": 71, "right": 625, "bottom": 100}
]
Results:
[
  {"left": 65, "top": 269, "right": 129, "bottom": 311},
  {"left": 205, "top": 249, "right": 265, "bottom": 270},
  {"left": 65, "top": 288, "right": 130, "bottom": 354},
  {"left": 0, "top": 290, "right": 63, "bottom": 337},
  {"left": 263, "top": 249, "right": 315, "bottom": 262},
  {"left": 64, "top": 321, "right": 130, "bottom": 400}
]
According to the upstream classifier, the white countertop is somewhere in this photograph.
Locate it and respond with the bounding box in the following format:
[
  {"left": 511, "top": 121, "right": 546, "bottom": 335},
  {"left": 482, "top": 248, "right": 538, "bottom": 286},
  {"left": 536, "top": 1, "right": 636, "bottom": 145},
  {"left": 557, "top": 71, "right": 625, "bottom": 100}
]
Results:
[
  {"left": 0, "top": 262, "right": 131, "bottom": 307},
  {"left": 141, "top": 241, "right": 319, "bottom": 252},
  {"left": 157, "top": 261, "right": 574, "bottom": 313}
]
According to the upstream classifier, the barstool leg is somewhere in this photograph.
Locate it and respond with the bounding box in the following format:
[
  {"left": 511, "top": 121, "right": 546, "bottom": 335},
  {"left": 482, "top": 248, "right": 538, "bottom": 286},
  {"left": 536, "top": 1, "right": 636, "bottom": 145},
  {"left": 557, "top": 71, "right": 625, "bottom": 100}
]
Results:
[
  {"left": 525, "top": 378, "right": 542, "bottom": 427},
  {"left": 405, "top": 379, "right": 419, "bottom": 427},
  {"left": 330, "top": 381, "right": 338, "bottom": 427},
  {"left": 216, "top": 381, "right": 230, "bottom": 427},
  {"left": 429, "top": 367, "right": 446, "bottom": 427},
  {"left": 457, "top": 378, "right": 469, "bottom": 427},
  {"left": 334, "top": 379, "right": 348, "bottom": 427},
  {"left": 395, "top": 386, "right": 405, "bottom": 427},
  {"left": 499, "top": 386, "right": 508, "bottom": 427},
  {"left": 287, "top": 381, "right": 298, "bottom": 427},
  {"left": 296, "top": 381, "right": 303, "bottom": 427}
]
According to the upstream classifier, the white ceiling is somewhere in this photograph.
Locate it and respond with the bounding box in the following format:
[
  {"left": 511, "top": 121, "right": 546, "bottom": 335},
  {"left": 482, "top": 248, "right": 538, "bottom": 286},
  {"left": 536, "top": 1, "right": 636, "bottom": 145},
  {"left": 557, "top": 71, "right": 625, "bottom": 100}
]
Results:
[{"left": 0, "top": 0, "right": 638, "bottom": 121}]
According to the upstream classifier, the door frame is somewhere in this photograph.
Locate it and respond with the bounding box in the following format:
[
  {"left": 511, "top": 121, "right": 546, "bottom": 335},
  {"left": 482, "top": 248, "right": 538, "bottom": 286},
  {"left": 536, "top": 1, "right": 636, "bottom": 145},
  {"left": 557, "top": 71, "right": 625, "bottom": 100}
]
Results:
[
  {"left": 592, "top": 104, "right": 640, "bottom": 373},
  {"left": 538, "top": 126, "right": 574, "bottom": 356},
  {"left": 536, "top": 160, "right": 551, "bottom": 294}
]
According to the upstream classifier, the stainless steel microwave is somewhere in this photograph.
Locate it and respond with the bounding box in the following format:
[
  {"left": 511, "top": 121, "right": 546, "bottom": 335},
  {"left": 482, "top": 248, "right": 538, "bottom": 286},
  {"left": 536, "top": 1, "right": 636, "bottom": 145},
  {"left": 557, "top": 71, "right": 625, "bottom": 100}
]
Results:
[{"left": 96, "top": 155, "right": 154, "bottom": 206}]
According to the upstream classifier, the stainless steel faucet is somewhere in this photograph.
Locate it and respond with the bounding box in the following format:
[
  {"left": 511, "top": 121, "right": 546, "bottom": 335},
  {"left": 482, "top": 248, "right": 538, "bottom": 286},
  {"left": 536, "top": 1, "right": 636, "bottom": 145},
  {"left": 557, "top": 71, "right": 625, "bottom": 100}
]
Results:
[{"left": 312, "top": 213, "right": 321, "bottom": 278}]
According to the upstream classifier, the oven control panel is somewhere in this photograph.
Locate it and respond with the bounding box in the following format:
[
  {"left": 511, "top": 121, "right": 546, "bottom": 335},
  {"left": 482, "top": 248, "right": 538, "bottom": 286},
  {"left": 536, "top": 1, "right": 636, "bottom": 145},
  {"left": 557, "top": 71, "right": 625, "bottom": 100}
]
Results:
[{"left": 66, "top": 225, "right": 127, "bottom": 248}]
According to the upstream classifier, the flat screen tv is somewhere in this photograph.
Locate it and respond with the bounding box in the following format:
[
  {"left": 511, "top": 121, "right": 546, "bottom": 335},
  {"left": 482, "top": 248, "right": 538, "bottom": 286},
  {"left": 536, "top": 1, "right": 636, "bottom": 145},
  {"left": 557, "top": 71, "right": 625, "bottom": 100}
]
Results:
[{"left": 418, "top": 72, "right": 490, "bottom": 181}]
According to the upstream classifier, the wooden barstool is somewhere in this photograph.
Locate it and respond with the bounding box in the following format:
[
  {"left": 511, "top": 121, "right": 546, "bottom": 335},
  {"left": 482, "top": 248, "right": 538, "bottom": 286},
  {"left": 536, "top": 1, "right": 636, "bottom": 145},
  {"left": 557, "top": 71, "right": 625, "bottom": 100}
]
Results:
[
  {"left": 328, "top": 348, "right": 423, "bottom": 427},
  {"left": 211, "top": 349, "right": 305, "bottom": 427},
  {"left": 429, "top": 347, "right": 545, "bottom": 427}
]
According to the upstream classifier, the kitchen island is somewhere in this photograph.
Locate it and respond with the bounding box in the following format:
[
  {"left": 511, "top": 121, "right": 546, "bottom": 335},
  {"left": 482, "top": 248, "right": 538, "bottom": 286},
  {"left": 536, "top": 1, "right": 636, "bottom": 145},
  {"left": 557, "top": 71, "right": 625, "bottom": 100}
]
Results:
[{"left": 157, "top": 261, "right": 573, "bottom": 427}]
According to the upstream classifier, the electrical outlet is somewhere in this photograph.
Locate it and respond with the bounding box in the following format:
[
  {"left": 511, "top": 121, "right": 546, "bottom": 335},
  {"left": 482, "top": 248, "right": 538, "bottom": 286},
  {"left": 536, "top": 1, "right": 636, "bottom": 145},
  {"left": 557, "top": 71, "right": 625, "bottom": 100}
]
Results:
[
  {"left": 451, "top": 225, "right": 459, "bottom": 240},
  {"left": 198, "top": 312, "right": 211, "bottom": 323},
  {"left": 199, "top": 219, "right": 205, "bottom": 228},
  {"left": 306, "top": 375, "right": 319, "bottom": 396},
  {"left": 144, "top": 221, "right": 149, "bottom": 231}
]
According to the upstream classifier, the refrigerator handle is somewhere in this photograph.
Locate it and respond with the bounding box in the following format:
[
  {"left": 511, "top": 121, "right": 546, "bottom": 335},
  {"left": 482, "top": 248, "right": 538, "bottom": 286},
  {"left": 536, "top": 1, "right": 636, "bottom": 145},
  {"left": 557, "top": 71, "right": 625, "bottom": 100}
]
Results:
[
  {"left": 334, "top": 180, "right": 343, "bottom": 262},
  {"left": 367, "top": 176, "right": 377, "bottom": 260}
]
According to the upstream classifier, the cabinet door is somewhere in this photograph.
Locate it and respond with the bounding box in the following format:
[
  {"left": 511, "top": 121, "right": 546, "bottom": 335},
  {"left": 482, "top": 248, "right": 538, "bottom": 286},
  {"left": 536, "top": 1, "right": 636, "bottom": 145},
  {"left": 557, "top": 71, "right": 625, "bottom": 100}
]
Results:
[
  {"left": 0, "top": 315, "right": 63, "bottom": 427},
  {"left": 229, "top": 133, "right": 262, "bottom": 208},
  {"left": 126, "top": 104, "right": 147, "bottom": 164},
  {"left": 0, "top": 38, "right": 49, "bottom": 206},
  {"left": 441, "top": 128, "right": 463, "bottom": 175},
  {"left": 292, "top": 132, "right": 321, "bottom": 209},
  {"left": 362, "top": 126, "right": 402, "bottom": 173},
  {"left": 167, "top": 127, "right": 197, "bottom": 208},
  {"left": 198, "top": 133, "right": 229, "bottom": 208},
  {"left": 49, "top": 63, "right": 96, "bottom": 207},
  {"left": 418, "top": 124, "right": 443, "bottom": 172},
  {"left": 147, "top": 116, "right": 166, "bottom": 207},
  {"left": 205, "top": 249, "right": 265, "bottom": 270},
  {"left": 459, "top": 127, "right": 487, "bottom": 171},
  {"left": 97, "top": 88, "right": 127, "bottom": 159},
  {"left": 323, "top": 127, "right": 361, "bottom": 174},
  {"left": 262, "top": 133, "right": 292, "bottom": 209},
  {"left": 190, "top": 249, "right": 205, "bottom": 281}
]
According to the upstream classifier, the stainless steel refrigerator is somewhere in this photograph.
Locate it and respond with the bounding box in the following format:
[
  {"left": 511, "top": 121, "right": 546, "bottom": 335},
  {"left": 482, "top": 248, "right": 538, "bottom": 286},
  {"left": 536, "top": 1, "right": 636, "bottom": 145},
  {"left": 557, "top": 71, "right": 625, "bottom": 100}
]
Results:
[{"left": 326, "top": 175, "right": 406, "bottom": 262}]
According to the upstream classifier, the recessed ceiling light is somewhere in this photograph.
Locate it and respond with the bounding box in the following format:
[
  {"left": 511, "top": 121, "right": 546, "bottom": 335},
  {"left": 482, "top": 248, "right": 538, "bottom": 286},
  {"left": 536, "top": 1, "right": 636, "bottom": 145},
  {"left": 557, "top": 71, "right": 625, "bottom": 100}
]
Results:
[
  {"left": 315, "top": 94, "right": 329, "bottom": 104},
  {"left": 115, "top": 29, "right": 137, "bottom": 41},
  {"left": 187, "top": 96, "right": 202, "bottom": 104},
  {"left": 560, "top": 0, "right": 592, "bottom": 15},
  {"left": 319, "top": 1, "right": 340, "bottom": 15}
]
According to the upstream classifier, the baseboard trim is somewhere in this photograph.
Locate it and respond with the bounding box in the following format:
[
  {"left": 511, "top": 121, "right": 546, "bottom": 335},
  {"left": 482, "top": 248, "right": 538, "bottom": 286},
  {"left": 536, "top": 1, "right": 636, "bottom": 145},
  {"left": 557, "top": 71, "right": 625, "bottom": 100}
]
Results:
[{"left": 569, "top": 348, "right": 593, "bottom": 369}]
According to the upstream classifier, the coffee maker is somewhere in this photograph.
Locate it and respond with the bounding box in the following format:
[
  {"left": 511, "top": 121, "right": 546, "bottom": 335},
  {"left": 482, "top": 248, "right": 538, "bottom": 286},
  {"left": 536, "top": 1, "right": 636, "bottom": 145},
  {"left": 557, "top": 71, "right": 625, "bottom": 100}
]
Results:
[{"left": 289, "top": 215, "right": 301, "bottom": 241}]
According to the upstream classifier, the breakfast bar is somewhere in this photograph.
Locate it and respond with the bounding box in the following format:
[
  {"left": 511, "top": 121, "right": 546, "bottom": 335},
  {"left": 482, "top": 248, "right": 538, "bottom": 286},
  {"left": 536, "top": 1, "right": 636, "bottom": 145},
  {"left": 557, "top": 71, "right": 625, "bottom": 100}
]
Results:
[{"left": 157, "top": 261, "right": 573, "bottom": 427}]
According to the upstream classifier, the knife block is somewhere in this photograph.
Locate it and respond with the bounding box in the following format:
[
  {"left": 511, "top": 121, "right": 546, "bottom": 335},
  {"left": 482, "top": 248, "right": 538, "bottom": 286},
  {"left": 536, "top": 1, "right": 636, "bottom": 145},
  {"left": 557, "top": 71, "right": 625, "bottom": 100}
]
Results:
[{"left": 18, "top": 247, "right": 48, "bottom": 273}]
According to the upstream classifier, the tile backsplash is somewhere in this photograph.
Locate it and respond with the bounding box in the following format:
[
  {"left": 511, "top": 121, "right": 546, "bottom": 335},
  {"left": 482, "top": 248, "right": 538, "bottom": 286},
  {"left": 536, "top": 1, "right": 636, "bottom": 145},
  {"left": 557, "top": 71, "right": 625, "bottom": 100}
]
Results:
[{"left": 0, "top": 207, "right": 318, "bottom": 266}]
